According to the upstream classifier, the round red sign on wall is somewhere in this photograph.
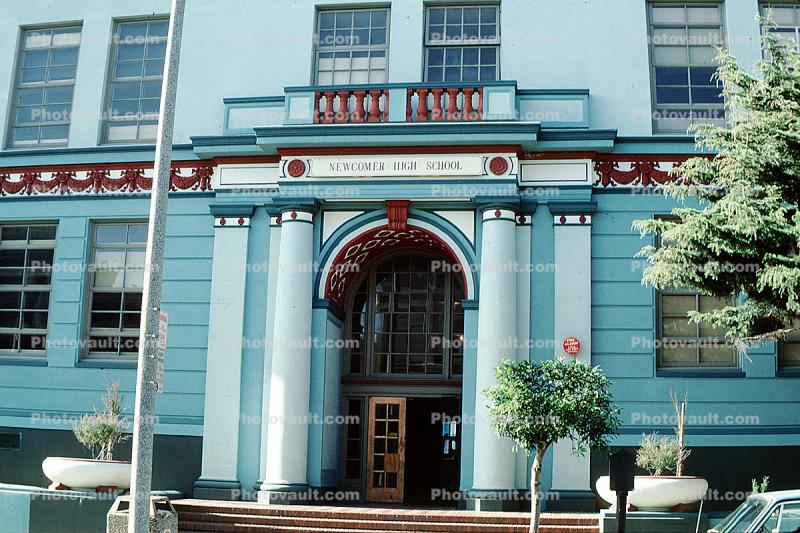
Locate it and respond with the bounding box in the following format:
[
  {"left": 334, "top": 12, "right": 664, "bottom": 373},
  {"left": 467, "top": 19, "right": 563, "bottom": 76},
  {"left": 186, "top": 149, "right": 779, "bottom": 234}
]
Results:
[{"left": 563, "top": 337, "right": 581, "bottom": 356}]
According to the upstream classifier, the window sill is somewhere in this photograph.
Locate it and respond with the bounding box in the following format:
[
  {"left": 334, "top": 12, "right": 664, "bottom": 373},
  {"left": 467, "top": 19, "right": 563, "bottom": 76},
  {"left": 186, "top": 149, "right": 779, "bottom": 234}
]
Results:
[
  {"left": 0, "top": 357, "right": 47, "bottom": 367},
  {"left": 76, "top": 359, "right": 137, "bottom": 369},
  {"left": 656, "top": 369, "right": 745, "bottom": 378},
  {"left": 776, "top": 369, "right": 800, "bottom": 378}
]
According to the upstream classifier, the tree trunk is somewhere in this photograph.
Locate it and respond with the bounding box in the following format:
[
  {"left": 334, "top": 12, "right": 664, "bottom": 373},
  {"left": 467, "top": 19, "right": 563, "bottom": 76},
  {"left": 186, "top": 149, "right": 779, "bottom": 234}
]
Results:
[{"left": 530, "top": 445, "right": 548, "bottom": 533}]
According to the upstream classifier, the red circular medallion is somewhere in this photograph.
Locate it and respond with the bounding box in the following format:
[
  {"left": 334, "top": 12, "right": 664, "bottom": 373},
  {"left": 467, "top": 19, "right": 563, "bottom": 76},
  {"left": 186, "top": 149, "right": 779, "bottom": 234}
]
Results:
[
  {"left": 286, "top": 159, "right": 306, "bottom": 178},
  {"left": 579, "top": 215, "right": 587, "bottom": 224},
  {"left": 494, "top": 209, "right": 502, "bottom": 218},
  {"left": 563, "top": 337, "right": 581, "bottom": 356},
  {"left": 559, "top": 216, "right": 567, "bottom": 224},
  {"left": 238, "top": 217, "right": 245, "bottom": 226},
  {"left": 290, "top": 211, "right": 298, "bottom": 220},
  {"left": 518, "top": 215, "right": 526, "bottom": 224},
  {"left": 488, "top": 156, "right": 509, "bottom": 176},
  {"left": 219, "top": 217, "right": 226, "bottom": 226}
]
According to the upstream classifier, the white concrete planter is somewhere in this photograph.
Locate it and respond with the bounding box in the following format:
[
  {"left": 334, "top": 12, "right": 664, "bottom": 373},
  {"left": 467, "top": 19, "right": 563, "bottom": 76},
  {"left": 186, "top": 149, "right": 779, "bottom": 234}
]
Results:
[
  {"left": 42, "top": 457, "right": 132, "bottom": 490},
  {"left": 596, "top": 475, "right": 708, "bottom": 511}
]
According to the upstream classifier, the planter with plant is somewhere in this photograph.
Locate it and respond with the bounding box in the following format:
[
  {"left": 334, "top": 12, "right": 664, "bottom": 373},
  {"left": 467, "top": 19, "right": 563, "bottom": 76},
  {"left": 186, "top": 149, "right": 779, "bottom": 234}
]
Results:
[
  {"left": 42, "top": 382, "right": 132, "bottom": 491},
  {"left": 596, "top": 392, "right": 708, "bottom": 511}
]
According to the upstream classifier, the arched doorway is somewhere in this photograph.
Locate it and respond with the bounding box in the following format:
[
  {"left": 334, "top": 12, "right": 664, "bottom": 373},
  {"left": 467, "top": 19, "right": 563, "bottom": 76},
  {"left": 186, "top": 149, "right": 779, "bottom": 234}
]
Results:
[{"left": 340, "top": 252, "right": 465, "bottom": 505}]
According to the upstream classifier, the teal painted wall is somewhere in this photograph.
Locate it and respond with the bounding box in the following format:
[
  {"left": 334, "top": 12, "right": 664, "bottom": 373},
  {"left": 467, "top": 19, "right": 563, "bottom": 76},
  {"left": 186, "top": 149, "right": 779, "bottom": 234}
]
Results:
[
  {"left": 591, "top": 192, "right": 800, "bottom": 448},
  {"left": 0, "top": 194, "right": 213, "bottom": 437},
  {"left": 0, "top": 0, "right": 768, "bottom": 145}
]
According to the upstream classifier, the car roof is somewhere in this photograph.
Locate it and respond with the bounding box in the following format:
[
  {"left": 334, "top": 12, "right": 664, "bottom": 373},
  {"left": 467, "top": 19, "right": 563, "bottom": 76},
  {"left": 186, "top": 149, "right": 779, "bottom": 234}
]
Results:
[{"left": 758, "top": 490, "right": 800, "bottom": 504}]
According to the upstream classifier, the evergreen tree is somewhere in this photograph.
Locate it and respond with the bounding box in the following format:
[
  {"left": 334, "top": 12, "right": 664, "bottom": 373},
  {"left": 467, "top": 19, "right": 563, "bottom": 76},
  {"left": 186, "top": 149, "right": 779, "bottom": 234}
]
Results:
[{"left": 634, "top": 20, "right": 800, "bottom": 344}]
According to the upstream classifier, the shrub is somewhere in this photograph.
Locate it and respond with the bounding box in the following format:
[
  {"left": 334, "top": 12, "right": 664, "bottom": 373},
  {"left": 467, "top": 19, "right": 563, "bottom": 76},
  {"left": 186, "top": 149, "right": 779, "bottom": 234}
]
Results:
[
  {"left": 73, "top": 382, "right": 129, "bottom": 461},
  {"left": 635, "top": 432, "right": 690, "bottom": 476}
]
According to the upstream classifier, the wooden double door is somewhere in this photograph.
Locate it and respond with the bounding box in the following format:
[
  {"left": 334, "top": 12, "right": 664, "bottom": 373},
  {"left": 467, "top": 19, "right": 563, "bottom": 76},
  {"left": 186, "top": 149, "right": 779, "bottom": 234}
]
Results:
[{"left": 364, "top": 396, "right": 461, "bottom": 504}]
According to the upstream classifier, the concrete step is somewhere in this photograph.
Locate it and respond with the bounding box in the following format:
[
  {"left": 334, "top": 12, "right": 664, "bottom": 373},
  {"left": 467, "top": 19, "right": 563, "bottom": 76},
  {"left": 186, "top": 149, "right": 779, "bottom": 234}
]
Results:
[{"left": 179, "top": 522, "right": 598, "bottom": 533}]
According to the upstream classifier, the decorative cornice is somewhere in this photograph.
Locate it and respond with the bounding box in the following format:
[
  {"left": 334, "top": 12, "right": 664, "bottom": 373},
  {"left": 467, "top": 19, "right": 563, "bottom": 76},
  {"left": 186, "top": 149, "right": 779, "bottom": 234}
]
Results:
[
  {"left": 0, "top": 162, "right": 213, "bottom": 197},
  {"left": 209, "top": 203, "right": 256, "bottom": 218}
]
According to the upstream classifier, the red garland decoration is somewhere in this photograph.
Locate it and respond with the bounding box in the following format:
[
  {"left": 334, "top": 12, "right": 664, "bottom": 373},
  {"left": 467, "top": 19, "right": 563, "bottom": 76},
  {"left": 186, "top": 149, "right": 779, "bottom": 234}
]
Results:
[
  {"left": 0, "top": 165, "right": 214, "bottom": 196},
  {"left": 593, "top": 160, "right": 680, "bottom": 188}
]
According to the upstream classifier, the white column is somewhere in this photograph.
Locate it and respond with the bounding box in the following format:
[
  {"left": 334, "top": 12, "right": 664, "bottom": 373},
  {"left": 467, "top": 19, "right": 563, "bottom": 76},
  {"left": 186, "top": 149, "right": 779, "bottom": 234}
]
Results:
[
  {"left": 515, "top": 213, "right": 533, "bottom": 489},
  {"left": 551, "top": 211, "right": 593, "bottom": 493},
  {"left": 195, "top": 209, "right": 253, "bottom": 498},
  {"left": 257, "top": 214, "right": 282, "bottom": 486},
  {"left": 472, "top": 207, "right": 518, "bottom": 494},
  {"left": 260, "top": 208, "right": 315, "bottom": 496}
]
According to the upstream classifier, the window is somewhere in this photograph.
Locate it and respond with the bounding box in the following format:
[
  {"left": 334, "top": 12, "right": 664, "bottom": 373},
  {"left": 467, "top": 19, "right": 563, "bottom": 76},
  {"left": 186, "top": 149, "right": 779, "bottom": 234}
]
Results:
[
  {"left": 779, "top": 321, "right": 800, "bottom": 369},
  {"left": 85, "top": 223, "right": 147, "bottom": 359},
  {"left": 424, "top": 5, "right": 499, "bottom": 83},
  {"left": 346, "top": 254, "right": 465, "bottom": 377},
  {"left": 761, "top": 3, "right": 800, "bottom": 50},
  {"left": 8, "top": 26, "right": 81, "bottom": 147},
  {"left": 658, "top": 291, "right": 737, "bottom": 368},
  {"left": 648, "top": 3, "right": 726, "bottom": 133},
  {"left": 315, "top": 8, "right": 389, "bottom": 85},
  {"left": 762, "top": 503, "right": 800, "bottom": 533},
  {"left": 103, "top": 19, "right": 168, "bottom": 143},
  {"left": 343, "top": 398, "right": 364, "bottom": 482},
  {"left": 0, "top": 224, "right": 57, "bottom": 356}
]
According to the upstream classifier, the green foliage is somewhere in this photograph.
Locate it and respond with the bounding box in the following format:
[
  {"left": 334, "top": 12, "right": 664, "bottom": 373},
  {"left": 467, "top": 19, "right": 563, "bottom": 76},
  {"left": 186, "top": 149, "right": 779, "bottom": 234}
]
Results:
[
  {"left": 73, "top": 382, "right": 129, "bottom": 461},
  {"left": 751, "top": 476, "right": 770, "bottom": 493},
  {"left": 485, "top": 359, "right": 621, "bottom": 456},
  {"left": 633, "top": 18, "right": 800, "bottom": 344},
  {"left": 635, "top": 433, "right": 691, "bottom": 476}
]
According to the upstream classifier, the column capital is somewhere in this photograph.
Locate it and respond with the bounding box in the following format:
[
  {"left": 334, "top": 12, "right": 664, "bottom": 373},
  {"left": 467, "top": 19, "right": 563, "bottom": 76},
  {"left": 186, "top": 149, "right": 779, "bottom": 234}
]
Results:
[
  {"left": 271, "top": 197, "right": 319, "bottom": 214},
  {"left": 547, "top": 201, "right": 597, "bottom": 216},
  {"left": 210, "top": 203, "right": 256, "bottom": 228},
  {"left": 474, "top": 195, "right": 520, "bottom": 211}
]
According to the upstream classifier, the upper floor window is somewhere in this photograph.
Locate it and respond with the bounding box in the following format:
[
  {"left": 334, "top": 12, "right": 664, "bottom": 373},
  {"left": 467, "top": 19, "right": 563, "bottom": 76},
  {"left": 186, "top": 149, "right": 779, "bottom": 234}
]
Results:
[
  {"left": 424, "top": 5, "right": 500, "bottom": 82},
  {"left": 0, "top": 224, "right": 57, "bottom": 356},
  {"left": 315, "top": 8, "right": 389, "bottom": 85},
  {"left": 103, "top": 19, "right": 168, "bottom": 143},
  {"left": 647, "top": 3, "right": 726, "bottom": 133},
  {"left": 85, "top": 223, "right": 147, "bottom": 359},
  {"left": 761, "top": 3, "right": 800, "bottom": 50},
  {"left": 8, "top": 26, "right": 81, "bottom": 148}
]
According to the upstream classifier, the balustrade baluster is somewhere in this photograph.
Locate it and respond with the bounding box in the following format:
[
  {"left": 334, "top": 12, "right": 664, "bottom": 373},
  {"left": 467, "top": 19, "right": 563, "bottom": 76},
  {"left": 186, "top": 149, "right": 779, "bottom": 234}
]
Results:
[
  {"left": 368, "top": 90, "right": 382, "bottom": 122},
  {"left": 323, "top": 92, "right": 335, "bottom": 124},
  {"left": 431, "top": 88, "right": 444, "bottom": 121},
  {"left": 446, "top": 88, "right": 459, "bottom": 120},
  {"left": 353, "top": 91, "right": 367, "bottom": 123},
  {"left": 417, "top": 88, "right": 429, "bottom": 121},
  {"left": 463, "top": 87, "right": 475, "bottom": 120},
  {"left": 336, "top": 91, "right": 351, "bottom": 123}
]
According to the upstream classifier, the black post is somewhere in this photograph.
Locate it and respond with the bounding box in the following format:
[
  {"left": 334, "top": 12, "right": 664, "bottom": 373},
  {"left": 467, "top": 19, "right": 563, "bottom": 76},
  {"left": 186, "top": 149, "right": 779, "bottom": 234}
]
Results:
[
  {"left": 616, "top": 490, "right": 628, "bottom": 533},
  {"left": 609, "top": 450, "right": 636, "bottom": 533}
]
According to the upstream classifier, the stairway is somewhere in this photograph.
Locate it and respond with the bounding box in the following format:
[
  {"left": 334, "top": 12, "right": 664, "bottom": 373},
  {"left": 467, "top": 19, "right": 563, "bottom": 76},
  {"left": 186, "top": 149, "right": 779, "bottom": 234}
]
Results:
[{"left": 173, "top": 499, "right": 600, "bottom": 533}]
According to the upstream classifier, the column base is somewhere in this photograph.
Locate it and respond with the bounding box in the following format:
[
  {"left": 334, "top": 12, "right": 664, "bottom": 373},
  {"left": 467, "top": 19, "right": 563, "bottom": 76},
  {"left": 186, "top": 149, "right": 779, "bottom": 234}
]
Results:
[
  {"left": 257, "top": 483, "right": 311, "bottom": 505},
  {"left": 460, "top": 489, "right": 528, "bottom": 512},
  {"left": 544, "top": 490, "right": 597, "bottom": 512},
  {"left": 193, "top": 478, "right": 242, "bottom": 501}
]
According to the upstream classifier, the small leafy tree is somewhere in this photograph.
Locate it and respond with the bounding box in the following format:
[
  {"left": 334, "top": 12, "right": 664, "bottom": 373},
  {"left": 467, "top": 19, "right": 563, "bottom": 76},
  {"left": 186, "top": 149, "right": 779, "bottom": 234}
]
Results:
[
  {"left": 73, "top": 382, "right": 129, "bottom": 461},
  {"left": 486, "top": 359, "right": 621, "bottom": 533},
  {"left": 633, "top": 18, "right": 800, "bottom": 345}
]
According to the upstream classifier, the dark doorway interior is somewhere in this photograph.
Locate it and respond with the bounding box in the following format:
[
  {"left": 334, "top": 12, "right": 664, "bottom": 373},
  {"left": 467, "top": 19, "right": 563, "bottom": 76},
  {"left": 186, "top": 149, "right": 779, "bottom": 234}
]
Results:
[{"left": 403, "top": 396, "right": 461, "bottom": 506}]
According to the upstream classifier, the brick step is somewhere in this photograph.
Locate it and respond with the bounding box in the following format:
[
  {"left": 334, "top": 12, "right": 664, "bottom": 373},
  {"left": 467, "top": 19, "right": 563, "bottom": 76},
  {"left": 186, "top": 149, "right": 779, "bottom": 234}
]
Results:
[
  {"left": 178, "top": 513, "right": 530, "bottom": 532},
  {"left": 179, "top": 521, "right": 598, "bottom": 533},
  {"left": 172, "top": 500, "right": 597, "bottom": 526}
]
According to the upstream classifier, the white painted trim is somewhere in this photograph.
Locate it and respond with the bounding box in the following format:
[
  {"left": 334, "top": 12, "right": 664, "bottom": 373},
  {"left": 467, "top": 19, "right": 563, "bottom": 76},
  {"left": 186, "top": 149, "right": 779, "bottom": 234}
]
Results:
[
  {"left": 519, "top": 159, "right": 592, "bottom": 185},
  {"left": 215, "top": 163, "right": 279, "bottom": 189},
  {"left": 214, "top": 216, "right": 251, "bottom": 228},
  {"left": 279, "top": 210, "right": 314, "bottom": 223},
  {"left": 481, "top": 208, "right": 516, "bottom": 222},
  {"left": 553, "top": 215, "right": 592, "bottom": 225},
  {"left": 322, "top": 211, "right": 365, "bottom": 245}
]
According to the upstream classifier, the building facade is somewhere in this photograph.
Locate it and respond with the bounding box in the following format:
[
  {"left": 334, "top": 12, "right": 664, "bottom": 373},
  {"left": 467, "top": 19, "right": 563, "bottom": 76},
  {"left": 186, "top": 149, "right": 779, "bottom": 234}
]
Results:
[{"left": 0, "top": 0, "right": 798, "bottom": 511}]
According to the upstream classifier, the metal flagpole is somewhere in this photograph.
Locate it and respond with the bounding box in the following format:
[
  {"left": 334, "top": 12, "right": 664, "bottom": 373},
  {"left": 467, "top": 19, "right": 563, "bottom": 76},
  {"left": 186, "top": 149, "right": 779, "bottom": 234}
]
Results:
[{"left": 128, "top": 0, "right": 186, "bottom": 531}]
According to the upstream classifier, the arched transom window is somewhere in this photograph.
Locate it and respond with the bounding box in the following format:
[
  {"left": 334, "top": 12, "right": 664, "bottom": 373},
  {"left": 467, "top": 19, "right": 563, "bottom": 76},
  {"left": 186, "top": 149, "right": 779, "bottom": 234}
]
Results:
[{"left": 346, "top": 253, "right": 465, "bottom": 378}]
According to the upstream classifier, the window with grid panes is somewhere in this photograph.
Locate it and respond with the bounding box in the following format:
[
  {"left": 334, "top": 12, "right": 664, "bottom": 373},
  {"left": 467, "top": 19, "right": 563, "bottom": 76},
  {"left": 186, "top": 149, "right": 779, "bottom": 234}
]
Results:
[
  {"left": 658, "top": 291, "right": 738, "bottom": 368},
  {"left": 648, "top": 3, "right": 727, "bottom": 133},
  {"left": 8, "top": 26, "right": 81, "bottom": 147},
  {"left": 315, "top": 8, "right": 389, "bottom": 85},
  {"left": 761, "top": 3, "right": 800, "bottom": 50},
  {"left": 779, "top": 319, "right": 800, "bottom": 370},
  {"left": 85, "top": 223, "right": 147, "bottom": 359},
  {"left": 343, "top": 398, "right": 364, "bottom": 481},
  {"left": 345, "top": 254, "right": 465, "bottom": 378},
  {"left": 103, "top": 19, "right": 168, "bottom": 143},
  {"left": 0, "top": 224, "right": 57, "bottom": 355},
  {"left": 424, "top": 5, "right": 499, "bottom": 82}
]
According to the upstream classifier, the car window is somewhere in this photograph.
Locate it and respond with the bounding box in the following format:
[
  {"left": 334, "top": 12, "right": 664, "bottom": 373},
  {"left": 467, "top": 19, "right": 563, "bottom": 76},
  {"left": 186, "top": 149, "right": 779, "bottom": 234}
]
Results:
[
  {"left": 777, "top": 503, "right": 800, "bottom": 533},
  {"left": 715, "top": 497, "right": 770, "bottom": 533}
]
